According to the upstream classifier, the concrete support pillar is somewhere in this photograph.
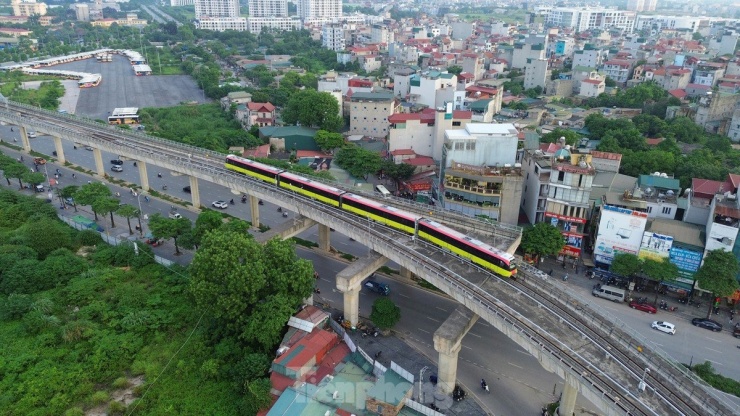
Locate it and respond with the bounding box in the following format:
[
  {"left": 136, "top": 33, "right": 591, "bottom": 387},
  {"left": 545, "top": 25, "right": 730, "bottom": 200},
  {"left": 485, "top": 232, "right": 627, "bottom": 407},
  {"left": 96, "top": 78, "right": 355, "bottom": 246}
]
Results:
[
  {"left": 52, "top": 136, "right": 65, "bottom": 164},
  {"left": 318, "top": 223, "right": 331, "bottom": 252},
  {"left": 558, "top": 376, "right": 578, "bottom": 416},
  {"left": 138, "top": 161, "right": 149, "bottom": 191},
  {"left": 249, "top": 195, "right": 260, "bottom": 228},
  {"left": 336, "top": 251, "right": 388, "bottom": 328},
  {"left": 92, "top": 147, "right": 104, "bottom": 177},
  {"left": 433, "top": 306, "right": 479, "bottom": 395},
  {"left": 400, "top": 267, "right": 415, "bottom": 280},
  {"left": 19, "top": 126, "right": 30, "bottom": 152},
  {"left": 437, "top": 343, "right": 463, "bottom": 394},
  {"left": 342, "top": 286, "right": 360, "bottom": 327},
  {"left": 189, "top": 175, "right": 200, "bottom": 208}
]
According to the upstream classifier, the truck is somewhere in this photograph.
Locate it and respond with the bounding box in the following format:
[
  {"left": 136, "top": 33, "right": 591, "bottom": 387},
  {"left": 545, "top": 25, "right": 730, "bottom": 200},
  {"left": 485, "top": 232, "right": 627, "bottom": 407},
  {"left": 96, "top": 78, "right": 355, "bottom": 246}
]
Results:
[{"left": 364, "top": 277, "right": 390, "bottom": 296}]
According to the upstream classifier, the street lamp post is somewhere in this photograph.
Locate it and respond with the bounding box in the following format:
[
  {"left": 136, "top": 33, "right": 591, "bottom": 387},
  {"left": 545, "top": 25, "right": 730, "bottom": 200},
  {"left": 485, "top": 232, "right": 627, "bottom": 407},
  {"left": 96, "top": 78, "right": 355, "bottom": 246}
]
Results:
[
  {"left": 419, "top": 366, "right": 429, "bottom": 403},
  {"left": 638, "top": 367, "right": 650, "bottom": 392},
  {"left": 136, "top": 192, "right": 144, "bottom": 236}
]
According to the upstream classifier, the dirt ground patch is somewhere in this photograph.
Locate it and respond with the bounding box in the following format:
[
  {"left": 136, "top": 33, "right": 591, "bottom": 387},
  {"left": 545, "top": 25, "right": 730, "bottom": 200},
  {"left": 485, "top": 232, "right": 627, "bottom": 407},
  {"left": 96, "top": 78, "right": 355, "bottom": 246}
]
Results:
[{"left": 85, "top": 375, "right": 145, "bottom": 416}]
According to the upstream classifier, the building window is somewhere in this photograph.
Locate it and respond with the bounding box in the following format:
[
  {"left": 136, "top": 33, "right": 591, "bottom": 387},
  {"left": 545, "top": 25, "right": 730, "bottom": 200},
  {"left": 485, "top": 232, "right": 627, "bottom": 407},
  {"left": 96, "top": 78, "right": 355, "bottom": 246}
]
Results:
[
  {"left": 558, "top": 171, "right": 564, "bottom": 182},
  {"left": 455, "top": 142, "right": 464, "bottom": 150},
  {"left": 452, "top": 121, "right": 461, "bottom": 126},
  {"left": 466, "top": 142, "right": 475, "bottom": 150},
  {"left": 662, "top": 206, "right": 671, "bottom": 215},
  {"left": 646, "top": 206, "right": 653, "bottom": 213}
]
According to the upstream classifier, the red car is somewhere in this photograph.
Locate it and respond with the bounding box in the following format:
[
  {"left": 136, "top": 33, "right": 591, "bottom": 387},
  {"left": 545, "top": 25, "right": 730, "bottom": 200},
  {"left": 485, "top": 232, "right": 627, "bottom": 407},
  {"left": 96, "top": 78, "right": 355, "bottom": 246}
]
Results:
[{"left": 629, "top": 301, "right": 657, "bottom": 314}]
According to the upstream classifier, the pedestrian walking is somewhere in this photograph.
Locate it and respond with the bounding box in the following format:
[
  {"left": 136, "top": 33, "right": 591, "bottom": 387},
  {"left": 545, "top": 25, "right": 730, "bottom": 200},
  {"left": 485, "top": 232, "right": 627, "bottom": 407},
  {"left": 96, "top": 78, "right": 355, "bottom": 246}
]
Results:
[{"left": 72, "top": 173, "right": 76, "bottom": 179}]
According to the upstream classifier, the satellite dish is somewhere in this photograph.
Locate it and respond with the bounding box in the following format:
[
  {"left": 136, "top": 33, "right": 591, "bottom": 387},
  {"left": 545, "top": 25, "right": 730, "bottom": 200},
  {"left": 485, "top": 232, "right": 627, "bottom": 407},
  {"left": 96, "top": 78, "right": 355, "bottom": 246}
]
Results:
[{"left": 645, "top": 187, "right": 653, "bottom": 195}]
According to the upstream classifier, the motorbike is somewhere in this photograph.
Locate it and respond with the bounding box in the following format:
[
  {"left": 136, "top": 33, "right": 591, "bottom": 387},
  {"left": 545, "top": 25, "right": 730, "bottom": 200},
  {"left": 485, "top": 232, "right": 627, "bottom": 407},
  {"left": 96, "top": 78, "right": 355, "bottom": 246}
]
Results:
[
  {"left": 282, "top": 212, "right": 288, "bottom": 218},
  {"left": 277, "top": 207, "right": 282, "bottom": 212},
  {"left": 241, "top": 196, "right": 247, "bottom": 203},
  {"left": 668, "top": 306, "right": 678, "bottom": 312},
  {"left": 162, "top": 185, "right": 167, "bottom": 191},
  {"left": 258, "top": 200, "right": 264, "bottom": 205},
  {"left": 480, "top": 379, "right": 489, "bottom": 393},
  {"left": 452, "top": 385, "right": 466, "bottom": 402},
  {"left": 230, "top": 199, "right": 235, "bottom": 205}
]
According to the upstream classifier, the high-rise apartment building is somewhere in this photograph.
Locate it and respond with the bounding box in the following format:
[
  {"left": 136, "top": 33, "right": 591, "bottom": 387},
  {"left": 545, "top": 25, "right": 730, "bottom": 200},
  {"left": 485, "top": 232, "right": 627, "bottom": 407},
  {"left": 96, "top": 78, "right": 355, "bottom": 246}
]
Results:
[
  {"left": 297, "top": 0, "right": 341, "bottom": 20},
  {"left": 627, "top": 0, "right": 657, "bottom": 12},
  {"left": 248, "top": 0, "right": 288, "bottom": 18},
  {"left": 545, "top": 7, "right": 636, "bottom": 32},
  {"left": 195, "top": 0, "right": 239, "bottom": 18},
  {"left": 11, "top": 0, "right": 47, "bottom": 17}
]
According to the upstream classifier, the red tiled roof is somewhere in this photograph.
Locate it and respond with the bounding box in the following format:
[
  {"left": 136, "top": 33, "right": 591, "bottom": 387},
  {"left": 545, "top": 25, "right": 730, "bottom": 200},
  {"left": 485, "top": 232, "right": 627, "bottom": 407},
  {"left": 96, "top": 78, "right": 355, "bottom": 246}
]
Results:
[
  {"left": 458, "top": 72, "right": 475, "bottom": 79},
  {"left": 452, "top": 110, "right": 472, "bottom": 119},
  {"left": 646, "top": 137, "right": 665, "bottom": 146},
  {"left": 603, "top": 60, "right": 631, "bottom": 67},
  {"left": 729, "top": 173, "right": 740, "bottom": 190},
  {"left": 389, "top": 112, "right": 435, "bottom": 123},
  {"left": 582, "top": 79, "right": 603, "bottom": 85},
  {"left": 296, "top": 150, "right": 329, "bottom": 158},
  {"left": 591, "top": 150, "right": 622, "bottom": 161},
  {"left": 686, "top": 83, "right": 710, "bottom": 90},
  {"left": 465, "top": 85, "right": 498, "bottom": 95},
  {"left": 391, "top": 149, "right": 416, "bottom": 156},
  {"left": 406, "top": 156, "right": 435, "bottom": 166},
  {"left": 247, "top": 102, "right": 275, "bottom": 111},
  {"left": 691, "top": 178, "right": 731, "bottom": 199},
  {"left": 243, "top": 144, "right": 270, "bottom": 158},
  {"left": 668, "top": 89, "right": 687, "bottom": 99}
]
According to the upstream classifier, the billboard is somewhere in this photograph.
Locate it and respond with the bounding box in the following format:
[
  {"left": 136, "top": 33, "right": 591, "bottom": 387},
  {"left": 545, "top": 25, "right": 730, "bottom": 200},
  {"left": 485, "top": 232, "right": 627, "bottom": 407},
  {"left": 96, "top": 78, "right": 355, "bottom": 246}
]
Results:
[
  {"left": 638, "top": 231, "right": 674, "bottom": 261},
  {"left": 704, "top": 222, "right": 738, "bottom": 253},
  {"left": 669, "top": 247, "right": 702, "bottom": 285},
  {"left": 546, "top": 212, "right": 586, "bottom": 257},
  {"left": 594, "top": 205, "right": 648, "bottom": 264}
]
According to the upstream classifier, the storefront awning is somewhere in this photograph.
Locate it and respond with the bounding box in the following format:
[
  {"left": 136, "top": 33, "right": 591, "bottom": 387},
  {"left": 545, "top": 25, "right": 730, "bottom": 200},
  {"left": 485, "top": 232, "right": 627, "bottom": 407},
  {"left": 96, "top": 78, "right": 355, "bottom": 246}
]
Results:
[{"left": 661, "top": 280, "right": 693, "bottom": 291}]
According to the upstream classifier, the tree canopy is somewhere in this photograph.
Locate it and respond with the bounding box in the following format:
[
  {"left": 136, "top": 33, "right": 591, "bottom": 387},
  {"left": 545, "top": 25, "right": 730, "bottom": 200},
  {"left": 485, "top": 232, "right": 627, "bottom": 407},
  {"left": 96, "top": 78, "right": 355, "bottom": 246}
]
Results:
[
  {"left": 610, "top": 253, "right": 642, "bottom": 277},
  {"left": 695, "top": 249, "right": 740, "bottom": 317},
  {"left": 313, "top": 130, "right": 345, "bottom": 152},
  {"left": 282, "top": 90, "right": 343, "bottom": 132},
  {"left": 334, "top": 143, "right": 383, "bottom": 179},
  {"left": 370, "top": 297, "right": 401, "bottom": 330},
  {"left": 520, "top": 223, "right": 564, "bottom": 262}
]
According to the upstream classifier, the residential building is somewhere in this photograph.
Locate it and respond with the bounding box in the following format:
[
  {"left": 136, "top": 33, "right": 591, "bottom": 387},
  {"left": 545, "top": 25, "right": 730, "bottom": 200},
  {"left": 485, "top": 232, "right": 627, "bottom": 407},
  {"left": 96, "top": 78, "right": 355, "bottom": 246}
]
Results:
[
  {"left": 709, "top": 33, "right": 739, "bottom": 57},
  {"left": 408, "top": 70, "right": 457, "bottom": 109},
  {"left": 321, "top": 23, "right": 345, "bottom": 52},
  {"left": 220, "top": 91, "right": 252, "bottom": 110},
  {"left": 170, "top": 0, "right": 195, "bottom": 5},
  {"left": 461, "top": 84, "right": 503, "bottom": 115},
  {"left": 653, "top": 67, "right": 692, "bottom": 90},
  {"left": 511, "top": 37, "right": 547, "bottom": 70},
  {"left": 243, "top": 102, "right": 276, "bottom": 128},
  {"left": 524, "top": 58, "right": 548, "bottom": 90},
  {"left": 11, "top": 0, "right": 47, "bottom": 16},
  {"left": 572, "top": 45, "right": 605, "bottom": 69},
  {"left": 579, "top": 72, "right": 605, "bottom": 98},
  {"left": 74, "top": 4, "right": 89, "bottom": 21},
  {"left": 544, "top": 7, "right": 636, "bottom": 32},
  {"left": 460, "top": 53, "right": 485, "bottom": 81},
  {"left": 521, "top": 144, "right": 597, "bottom": 260},
  {"left": 392, "top": 67, "right": 416, "bottom": 99},
  {"left": 602, "top": 60, "right": 633, "bottom": 84},
  {"left": 247, "top": 0, "right": 286, "bottom": 18},
  {"left": 348, "top": 91, "right": 396, "bottom": 138},
  {"left": 693, "top": 62, "right": 726, "bottom": 87},
  {"left": 371, "top": 24, "right": 394, "bottom": 45},
  {"left": 694, "top": 92, "right": 740, "bottom": 135},
  {"left": 246, "top": 16, "right": 301, "bottom": 34},
  {"left": 554, "top": 38, "right": 575, "bottom": 56},
  {"left": 439, "top": 123, "right": 522, "bottom": 224},
  {"left": 296, "top": 0, "right": 341, "bottom": 20},
  {"left": 728, "top": 108, "right": 740, "bottom": 142},
  {"left": 196, "top": 0, "right": 239, "bottom": 18},
  {"left": 634, "top": 15, "right": 709, "bottom": 33},
  {"left": 387, "top": 106, "right": 471, "bottom": 160},
  {"left": 627, "top": 0, "right": 657, "bottom": 12},
  {"left": 196, "top": 17, "right": 247, "bottom": 31},
  {"left": 616, "top": 173, "right": 682, "bottom": 220}
]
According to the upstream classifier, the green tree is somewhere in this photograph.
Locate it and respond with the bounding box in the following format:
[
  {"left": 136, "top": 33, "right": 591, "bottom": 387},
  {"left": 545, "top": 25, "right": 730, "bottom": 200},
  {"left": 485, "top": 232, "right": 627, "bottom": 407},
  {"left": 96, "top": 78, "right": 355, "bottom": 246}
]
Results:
[
  {"left": 313, "top": 130, "right": 345, "bottom": 152},
  {"left": 694, "top": 249, "right": 740, "bottom": 318},
  {"left": 370, "top": 297, "right": 401, "bottom": 330},
  {"left": 632, "top": 114, "right": 668, "bottom": 137},
  {"left": 540, "top": 128, "right": 580, "bottom": 146},
  {"left": 18, "top": 217, "right": 72, "bottom": 259},
  {"left": 668, "top": 117, "right": 706, "bottom": 143},
  {"left": 4, "top": 162, "right": 29, "bottom": 189},
  {"left": 447, "top": 65, "right": 463, "bottom": 75},
  {"left": 192, "top": 210, "right": 225, "bottom": 247},
  {"left": 334, "top": 144, "right": 382, "bottom": 179},
  {"left": 641, "top": 258, "right": 679, "bottom": 304},
  {"left": 92, "top": 197, "right": 121, "bottom": 228},
  {"left": 604, "top": 77, "right": 617, "bottom": 87},
  {"left": 521, "top": 223, "right": 565, "bottom": 264},
  {"left": 610, "top": 253, "right": 642, "bottom": 279},
  {"left": 60, "top": 185, "right": 79, "bottom": 211},
  {"left": 283, "top": 90, "right": 343, "bottom": 132},
  {"left": 380, "top": 160, "right": 416, "bottom": 189},
  {"left": 22, "top": 171, "right": 46, "bottom": 187},
  {"left": 619, "top": 149, "right": 676, "bottom": 178},
  {"left": 189, "top": 232, "right": 312, "bottom": 349},
  {"left": 74, "top": 182, "right": 112, "bottom": 221},
  {"left": 148, "top": 214, "right": 192, "bottom": 255},
  {"left": 116, "top": 204, "right": 140, "bottom": 235}
]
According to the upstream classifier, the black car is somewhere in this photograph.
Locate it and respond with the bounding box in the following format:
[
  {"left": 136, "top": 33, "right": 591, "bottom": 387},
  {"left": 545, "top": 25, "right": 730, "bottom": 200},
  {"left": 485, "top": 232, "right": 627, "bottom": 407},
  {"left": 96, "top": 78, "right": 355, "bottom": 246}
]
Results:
[
  {"left": 691, "top": 318, "right": 723, "bottom": 332},
  {"left": 183, "top": 186, "right": 191, "bottom": 193},
  {"left": 110, "top": 159, "right": 123, "bottom": 165}
]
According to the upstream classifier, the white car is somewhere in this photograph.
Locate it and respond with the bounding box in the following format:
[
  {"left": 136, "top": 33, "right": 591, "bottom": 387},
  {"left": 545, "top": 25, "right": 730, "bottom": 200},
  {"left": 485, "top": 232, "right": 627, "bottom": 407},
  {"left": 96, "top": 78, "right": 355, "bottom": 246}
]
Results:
[
  {"left": 212, "top": 200, "right": 228, "bottom": 209},
  {"left": 110, "top": 165, "right": 123, "bottom": 172},
  {"left": 651, "top": 321, "right": 676, "bottom": 335},
  {"left": 28, "top": 131, "right": 37, "bottom": 138}
]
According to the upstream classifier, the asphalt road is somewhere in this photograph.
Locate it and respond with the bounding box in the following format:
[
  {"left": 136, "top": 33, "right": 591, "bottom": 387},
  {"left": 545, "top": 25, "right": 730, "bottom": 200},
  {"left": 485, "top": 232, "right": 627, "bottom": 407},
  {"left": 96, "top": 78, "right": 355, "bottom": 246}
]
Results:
[{"left": 49, "top": 54, "right": 209, "bottom": 120}]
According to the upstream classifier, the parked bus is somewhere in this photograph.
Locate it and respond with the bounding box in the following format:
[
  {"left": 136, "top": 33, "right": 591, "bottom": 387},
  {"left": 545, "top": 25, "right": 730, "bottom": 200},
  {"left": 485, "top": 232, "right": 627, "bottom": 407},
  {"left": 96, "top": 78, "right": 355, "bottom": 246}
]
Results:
[
  {"left": 108, "top": 107, "right": 139, "bottom": 125},
  {"left": 375, "top": 184, "right": 391, "bottom": 198}
]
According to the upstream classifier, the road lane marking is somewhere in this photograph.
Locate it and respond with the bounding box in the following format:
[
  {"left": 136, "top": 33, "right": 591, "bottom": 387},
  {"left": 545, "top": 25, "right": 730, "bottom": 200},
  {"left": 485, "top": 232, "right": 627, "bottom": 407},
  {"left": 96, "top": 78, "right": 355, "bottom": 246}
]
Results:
[
  {"left": 704, "top": 337, "right": 722, "bottom": 343},
  {"left": 704, "top": 347, "right": 722, "bottom": 353},
  {"left": 469, "top": 332, "right": 482, "bottom": 338},
  {"left": 418, "top": 328, "right": 430, "bottom": 334},
  {"left": 508, "top": 362, "right": 523, "bottom": 369},
  {"left": 398, "top": 293, "right": 410, "bottom": 299},
  {"left": 436, "top": 306, "right": 447, "bottom": 312},
  {"left": 463, "top": 345, "right": 472, "bottom": 350},
  {"left": 426, "top": 316, "right": 441, "bottom": 323}
]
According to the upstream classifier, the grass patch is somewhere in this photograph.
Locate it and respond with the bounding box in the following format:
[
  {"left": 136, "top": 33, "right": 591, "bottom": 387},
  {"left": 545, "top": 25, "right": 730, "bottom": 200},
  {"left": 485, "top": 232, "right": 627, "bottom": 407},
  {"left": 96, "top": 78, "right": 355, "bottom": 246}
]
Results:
[
  {"left": 258, "top": 224, "right": 270, "bottom": 232},
  {"left": 292, "top": 237, "right": 319, "bottom": 248},
  {"left": 90, "top": 391, "right": 110, "bottom": 406},
  {"left": 339, "top": 253, "right": 355, "bottom": 261},
  {"left": 377, "top": 266, "right": 398, "bottom": 275},
  {"left": 688, "top": 361, "right": 740, "bottom": 397}
]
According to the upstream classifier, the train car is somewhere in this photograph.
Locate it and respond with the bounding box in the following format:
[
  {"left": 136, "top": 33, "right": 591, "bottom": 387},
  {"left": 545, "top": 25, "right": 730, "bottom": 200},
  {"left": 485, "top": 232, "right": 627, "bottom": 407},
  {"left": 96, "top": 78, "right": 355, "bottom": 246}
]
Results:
[
  {"left": 277, "top": 172, "right": 345, "bottom": 207},
  {"left": 340, "top": 193, "right": 421, "bottom": 235},
  {"left": 417, "top": 219, "right": 517, "bottom": 278},
  {"left": 225, "top": 155, "right": 283, "bottom": 185}
]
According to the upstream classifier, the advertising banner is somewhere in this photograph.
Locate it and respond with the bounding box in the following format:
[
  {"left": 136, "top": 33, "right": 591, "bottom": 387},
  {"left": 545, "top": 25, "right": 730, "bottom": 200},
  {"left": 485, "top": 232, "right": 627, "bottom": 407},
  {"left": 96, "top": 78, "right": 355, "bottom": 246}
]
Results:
[
  {"left": 638, "top": 231, "right": 673, "bottom": 261},
  {"left": 594, "top": 205, "right": 648, "bottom": 264},
  {"left": 669, "top": 247, "right": 702, "bottom": 284},
  {"left": 560, "top": 232, "right": 584, "bottom": 257},
  {"left": 705, "top": 222, "right": 738, "bottom": 253}
]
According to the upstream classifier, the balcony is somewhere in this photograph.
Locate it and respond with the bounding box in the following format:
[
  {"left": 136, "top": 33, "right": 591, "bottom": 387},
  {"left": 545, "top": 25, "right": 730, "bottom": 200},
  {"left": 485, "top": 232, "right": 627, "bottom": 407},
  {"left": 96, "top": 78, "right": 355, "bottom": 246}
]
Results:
[{"left": 444, "top": 179, "right": 501, "bottom": 195}]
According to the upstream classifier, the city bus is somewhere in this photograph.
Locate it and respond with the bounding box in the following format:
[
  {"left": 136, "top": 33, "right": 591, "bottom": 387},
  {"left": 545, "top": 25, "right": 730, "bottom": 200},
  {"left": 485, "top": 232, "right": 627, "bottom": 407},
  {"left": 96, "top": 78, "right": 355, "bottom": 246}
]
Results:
[{"left": 108, "top": 107, "right": 140, "bottom": 125}]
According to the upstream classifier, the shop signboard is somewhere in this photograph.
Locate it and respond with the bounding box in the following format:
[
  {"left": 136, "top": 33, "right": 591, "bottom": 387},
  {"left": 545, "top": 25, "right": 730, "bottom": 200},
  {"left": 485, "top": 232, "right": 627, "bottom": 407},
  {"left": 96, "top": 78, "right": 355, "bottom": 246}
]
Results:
[{"left": 594, "top": 205, "right": 648, "bottom": 264}]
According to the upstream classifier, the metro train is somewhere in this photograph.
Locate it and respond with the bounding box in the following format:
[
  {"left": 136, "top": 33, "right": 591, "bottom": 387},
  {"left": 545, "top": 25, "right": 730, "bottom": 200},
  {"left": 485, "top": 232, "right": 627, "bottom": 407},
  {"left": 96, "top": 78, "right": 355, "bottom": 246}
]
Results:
[{"left": 225, "top": 154, "right": 517, "bottom": 278}]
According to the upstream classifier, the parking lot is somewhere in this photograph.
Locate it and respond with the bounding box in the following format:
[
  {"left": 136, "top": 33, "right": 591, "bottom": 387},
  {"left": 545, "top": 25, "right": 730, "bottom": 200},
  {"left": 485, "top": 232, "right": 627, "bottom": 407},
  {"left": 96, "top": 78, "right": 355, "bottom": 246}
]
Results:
[{"left": 51, "top": 54, "right": 209, "bottom": 120}]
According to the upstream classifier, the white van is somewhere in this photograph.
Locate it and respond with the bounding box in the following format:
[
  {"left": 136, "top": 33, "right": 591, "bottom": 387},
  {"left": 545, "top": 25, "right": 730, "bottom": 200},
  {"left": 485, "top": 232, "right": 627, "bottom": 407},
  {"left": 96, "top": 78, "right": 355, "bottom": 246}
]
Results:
[
  {"left": 375, "top": 184, "right": 391, "bottom": 198},
  {"left": 592, "top": 284, "right": 625, "bottom": 302}
]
